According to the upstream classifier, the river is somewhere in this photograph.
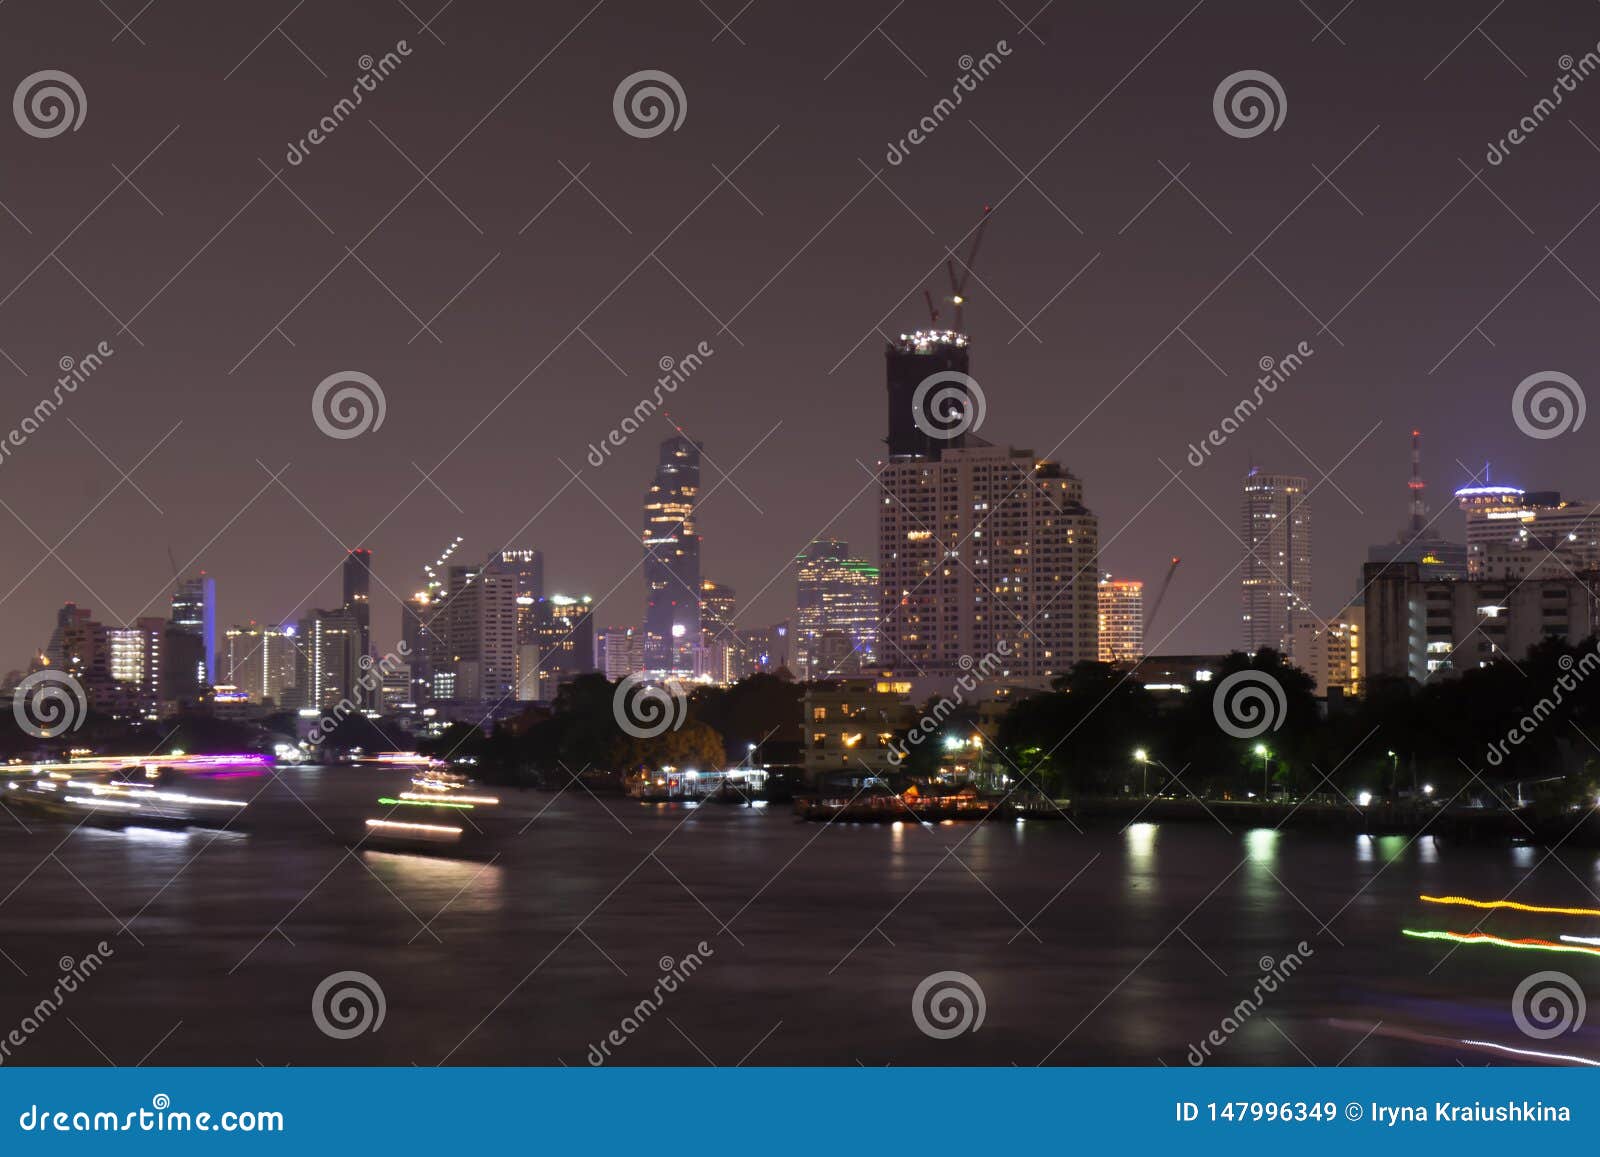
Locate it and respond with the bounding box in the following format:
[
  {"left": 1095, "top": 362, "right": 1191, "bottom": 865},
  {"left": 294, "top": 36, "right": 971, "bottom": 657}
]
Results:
[{"left": 1, "top": 764, "right": 1596, "bottom": 1066}]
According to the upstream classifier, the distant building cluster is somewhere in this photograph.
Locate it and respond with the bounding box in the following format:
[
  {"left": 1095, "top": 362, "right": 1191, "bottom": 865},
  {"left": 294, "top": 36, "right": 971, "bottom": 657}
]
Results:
[{"left": 23, "top": 305, "right": 1594, "bottom": 768}]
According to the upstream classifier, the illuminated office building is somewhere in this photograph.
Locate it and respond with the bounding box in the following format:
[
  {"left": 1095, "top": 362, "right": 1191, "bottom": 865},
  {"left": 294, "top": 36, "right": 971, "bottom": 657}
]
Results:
[
  {"left": 878, "top": 444, "right": 1099, "bottom": 677},
  {"left": 342, "top": 548, "right": 373, "bottom": 660},
  {"left": 642, "top": 435, "right": 702, "bottom": 673},
  {"left": 1097, "top": 576, "right": 1144, "bottom": 664},
  {"left": 225, "top": 621, "right": 298, "bottom": 705},
  {"left": 794, "top": 540, "right": 879, "bottom": 680},
  {"left": 698, "top": 578, "right": 741, "bottom": 684},
  {"left": 1241, "top": 470, "right": 1311, "bottom": 655},
  {"left": 170, "top": 571, "right": 217, "bottom": 687},
  {"left": 445, "top": 558, "right": 519, "bottom": 704},
  {"left": 294, "top": 608, "right": 360, "bottom": 709},
  {"left": 518, "top": 594, "right": 596, "bottom": 700}
]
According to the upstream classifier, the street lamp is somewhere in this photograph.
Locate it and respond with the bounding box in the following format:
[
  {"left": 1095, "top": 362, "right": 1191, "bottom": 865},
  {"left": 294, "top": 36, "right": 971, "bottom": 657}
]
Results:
[
  {"left": 1134, "top": 748, "right": 1149, "bottom": 797},
  {"left": 1254, "top": 743, "right": 1271, "bottom": 802}
]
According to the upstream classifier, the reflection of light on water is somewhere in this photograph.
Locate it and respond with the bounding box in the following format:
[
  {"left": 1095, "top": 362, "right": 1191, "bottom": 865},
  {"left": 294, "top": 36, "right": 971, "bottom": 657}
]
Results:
[
  {"left": 1417, "top": 835, "right": 1438, "bottom": 864},
  {"left": 1512, "top": 845, "right": 1537, "bottom": 869},
  {"left": 1376, "top": 835, "right": 1405, "bottom": 863},
  {"left": 116, "top": 825, "right": 193, "bottom": 844},
  {"left": 1125, "top": 823, "right": 1156, "bottom": 871},
  {"left": 1244, "top": 828, "right": 1279, "bottom": 865},
  {"left": 1355, "top": 833, "right": 1372, "bottom": 863},
  {"left": 361, "top": 848, "right": 505, "bottom": 906}
]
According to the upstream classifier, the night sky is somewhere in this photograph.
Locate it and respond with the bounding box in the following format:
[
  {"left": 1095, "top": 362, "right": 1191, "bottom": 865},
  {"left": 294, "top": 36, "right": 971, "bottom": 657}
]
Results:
[{"left": 1, "top": 0, "right": 1597, "bottom": 670}]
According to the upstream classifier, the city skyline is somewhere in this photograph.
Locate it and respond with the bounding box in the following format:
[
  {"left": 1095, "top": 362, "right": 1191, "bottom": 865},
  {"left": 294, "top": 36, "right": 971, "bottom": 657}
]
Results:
[{"left": 5, "top": 4, "right": 1600, "bottom": 675}]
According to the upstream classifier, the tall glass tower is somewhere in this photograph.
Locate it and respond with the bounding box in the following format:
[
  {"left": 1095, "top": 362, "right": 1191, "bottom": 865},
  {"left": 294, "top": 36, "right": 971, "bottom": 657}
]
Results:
[
  {"left": 642, "top": 435, "right": 702, "bottom": 673},
  {"left": 170, "top": 572, "right": 217, "bottom": 687},
  {"left": 1240, "top": 470, "right": 1312, "bottom": 655}
]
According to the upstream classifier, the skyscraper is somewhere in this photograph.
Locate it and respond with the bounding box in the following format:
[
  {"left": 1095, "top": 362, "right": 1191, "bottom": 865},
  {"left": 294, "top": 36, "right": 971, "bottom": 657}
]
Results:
[
  {"left": 698, "top": 578, "right": 740, "bottom": 683},
  {"left": 1240, "top": 470, "right": 1312, "bottom": 655},
  {"left": 518, "top": 594, "right": 595, "bottom": 700},
  {"left": 225, "top": 621, "right": 298, "bottom": 705},
  {"left": 400, "top": 536, "right": 463, "bottom": 703},
  {"left": 170, "top": 572, "right": 217, "bottom": 687},
  {"left": 103, "top": 617, "right": 165, "bottom": 719},
  {"left": 1097, "top": 576, "right": 1144, "bottom": 664},
  {"left": 879, "top": 445, "right": 1099, "bottom": 676},
  {"left": 885, "top": 330, "right": 976, "bottom": 458},
  {"left": 444, "top": 558, "right": 519, "bottom": 704},
  {"left": 497, "top": 547, "right": 546, "bottom": 650},
  {"left": 342, "top": 548, "right": 373, "bottom": 660},
  {"left": 642, "top": 435, "right": 702, "bottom": 673},
  {"left": 878, "top": 326, "right": 1099, "bottom": 677},
  {"left": 294, "top": 607, "right": 359, "bottom": 709},
  {"left": 600, "top": 625, "right": 644, "bottom": 680},
  {"left": 794, "top": 540, "right": 879, "bottom": 680}
]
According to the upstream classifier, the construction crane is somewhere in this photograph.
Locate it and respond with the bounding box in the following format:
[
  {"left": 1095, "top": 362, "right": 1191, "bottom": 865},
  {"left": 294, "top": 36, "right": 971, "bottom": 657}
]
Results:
[
  {"left": 1145, "top": 556, "right": 1182, "bottom": 634},
  {"left": 924, "top": 205, "right": 993, "bottom": 331}
]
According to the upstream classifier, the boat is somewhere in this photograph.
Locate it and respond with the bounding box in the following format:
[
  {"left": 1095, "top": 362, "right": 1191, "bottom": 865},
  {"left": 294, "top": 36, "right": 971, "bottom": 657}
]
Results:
[{"left": 357, "top": 782, "right": 503, "bottom": 857}]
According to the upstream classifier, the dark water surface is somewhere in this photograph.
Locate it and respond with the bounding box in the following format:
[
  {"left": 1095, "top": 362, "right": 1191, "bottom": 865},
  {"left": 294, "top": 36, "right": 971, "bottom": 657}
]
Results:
[{"left": 2, "top": 765, "right": 1598, "bottom": 1066}]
